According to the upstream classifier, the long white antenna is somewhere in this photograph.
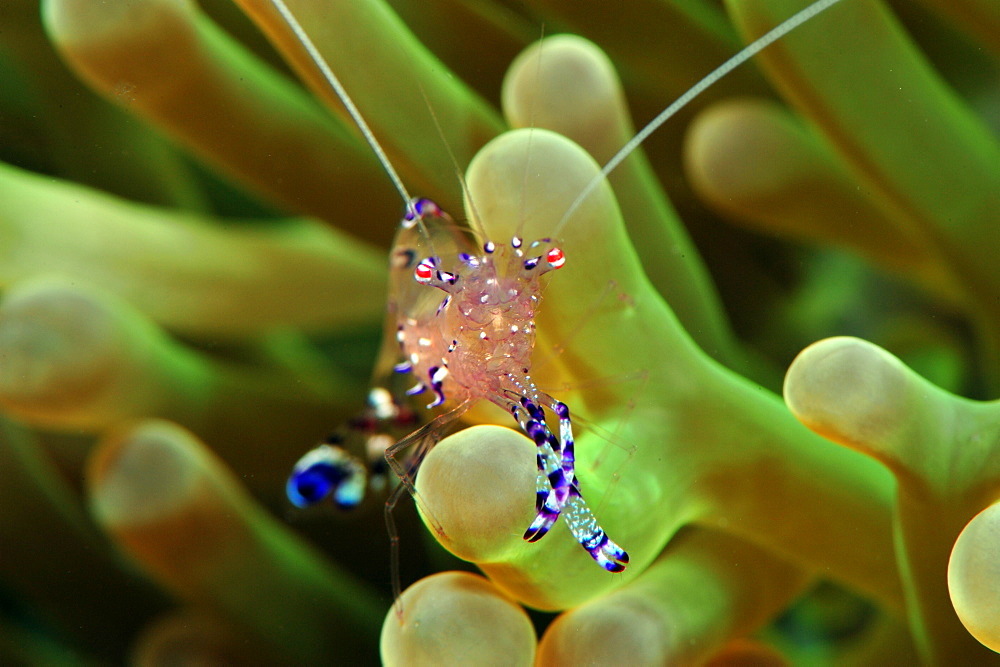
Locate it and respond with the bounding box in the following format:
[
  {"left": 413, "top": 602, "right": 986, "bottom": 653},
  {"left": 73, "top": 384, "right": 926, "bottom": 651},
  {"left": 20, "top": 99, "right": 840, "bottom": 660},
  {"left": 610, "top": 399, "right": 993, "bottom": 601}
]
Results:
[
  {"left": 554, "top": 0, "right": 845, "bottom": 235},
  {"left": 270, "top": 0, "right": 415, "bottom": 216}
]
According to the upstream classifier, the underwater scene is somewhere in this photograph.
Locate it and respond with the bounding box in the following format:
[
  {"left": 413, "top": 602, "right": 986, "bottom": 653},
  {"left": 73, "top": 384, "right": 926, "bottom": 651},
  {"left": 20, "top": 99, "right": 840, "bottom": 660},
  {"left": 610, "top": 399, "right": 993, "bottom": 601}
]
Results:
[{"left": 0, "top": 0, "right": 998, "bottom": 663}]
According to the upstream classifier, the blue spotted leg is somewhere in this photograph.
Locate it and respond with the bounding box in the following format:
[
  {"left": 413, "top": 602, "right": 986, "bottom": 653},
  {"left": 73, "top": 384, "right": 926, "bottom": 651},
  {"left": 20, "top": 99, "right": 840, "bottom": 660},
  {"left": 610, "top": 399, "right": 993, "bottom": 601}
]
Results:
[
  {"left": 548, "top": 401, "right": 628, "bottom": 572},
  {"left": 564, "top": 482, "right": 629, "bottom": 573},
  {"left": 286, "top": 386, "right": 420, "bottom": 510},
  {"left": 382, "top": 399, "right": 472, "bottom": 603},
  {"left": 507, "top": 395, "right": 571, "bottom": 542},
  {"left": 287, "top": 438, "right": 367, "bottom": 510},
  {"left": 505, "top": 392, "right": 627, "bottom": 571}
]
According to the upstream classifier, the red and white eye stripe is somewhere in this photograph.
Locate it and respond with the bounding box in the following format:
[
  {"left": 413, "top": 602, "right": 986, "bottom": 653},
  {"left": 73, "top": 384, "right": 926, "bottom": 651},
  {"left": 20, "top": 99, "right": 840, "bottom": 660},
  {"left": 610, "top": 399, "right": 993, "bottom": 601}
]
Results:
[
  {"left": 414, "top": 258, "right": 435, "bottom": 284},
  {"left": 546, "top": 247, "right": 566, "bottom": 269}
]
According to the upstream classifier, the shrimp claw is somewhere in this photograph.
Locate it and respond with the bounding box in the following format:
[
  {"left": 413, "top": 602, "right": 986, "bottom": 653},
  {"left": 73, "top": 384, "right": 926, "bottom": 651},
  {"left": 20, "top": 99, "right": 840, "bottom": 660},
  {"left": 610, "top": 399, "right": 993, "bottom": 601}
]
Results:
[
  {"left": 508, "top": 395, "right": 571, "bottom": 542},
  {"left": 565, "top": 484, "right": 629, "bottom": 573}
]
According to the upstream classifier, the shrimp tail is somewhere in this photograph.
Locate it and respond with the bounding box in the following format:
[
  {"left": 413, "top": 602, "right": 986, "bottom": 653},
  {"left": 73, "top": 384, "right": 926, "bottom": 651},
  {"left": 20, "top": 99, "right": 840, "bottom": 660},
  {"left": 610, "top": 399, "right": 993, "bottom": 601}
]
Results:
[{"left": 287, "top": 443, "right": 367, "bottom": 510}]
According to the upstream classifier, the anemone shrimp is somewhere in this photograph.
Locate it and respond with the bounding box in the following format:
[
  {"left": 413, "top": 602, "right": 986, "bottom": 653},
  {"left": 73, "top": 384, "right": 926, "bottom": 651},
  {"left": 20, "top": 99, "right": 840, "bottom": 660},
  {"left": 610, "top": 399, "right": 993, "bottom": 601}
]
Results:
[{"left": 276, "top": 0, "right": 847, "bottom": 594}]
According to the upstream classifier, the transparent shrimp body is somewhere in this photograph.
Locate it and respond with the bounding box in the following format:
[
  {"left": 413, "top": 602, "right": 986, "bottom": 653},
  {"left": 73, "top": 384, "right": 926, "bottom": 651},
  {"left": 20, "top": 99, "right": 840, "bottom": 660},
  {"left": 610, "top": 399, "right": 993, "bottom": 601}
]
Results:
[
  {"left": 285, "top": 205, "right": 450, "bottom": 510},
  {"left": 289, "top": 196, "right": 628, "bottom": 573},
  {"left": 393, "top": 199, "right": 628, "bottom": 573},
  {"left": 400, "top": 228, "right": 554, "bottom": 404}
]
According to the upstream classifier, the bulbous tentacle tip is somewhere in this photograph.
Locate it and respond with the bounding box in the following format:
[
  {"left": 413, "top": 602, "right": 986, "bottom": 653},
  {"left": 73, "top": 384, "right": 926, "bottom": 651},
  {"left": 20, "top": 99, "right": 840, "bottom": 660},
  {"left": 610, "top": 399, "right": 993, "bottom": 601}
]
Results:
[
  {"left": 464, "top": 128, "right": 619, "bottom": 252},
  {"left": 783, "top": 336, "right": 916, "bottom": 464},
  {"left": 948, "top": 501, "right": 1000, "bottom": 653},
  {"left": 503, "top": 33, "right": 623, "bottom": 161},
  {"left": 537, "top": 591, "right": 670, "bottom": 665},
  {"left": 415, "top": 424, "right": 537, "bottom": 564},
  {"left": 89, "top": 420, "right": 203, "bottom": 529},
  {"left": 380, "top": 571, "right": 536, "bottom": 667}
]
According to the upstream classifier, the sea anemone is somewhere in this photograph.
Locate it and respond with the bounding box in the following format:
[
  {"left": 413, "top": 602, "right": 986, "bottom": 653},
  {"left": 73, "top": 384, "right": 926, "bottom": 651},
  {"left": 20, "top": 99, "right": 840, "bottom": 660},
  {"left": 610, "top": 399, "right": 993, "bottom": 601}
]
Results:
[{"left": 0, "top": 0, "right": 997, "bottom": 663}]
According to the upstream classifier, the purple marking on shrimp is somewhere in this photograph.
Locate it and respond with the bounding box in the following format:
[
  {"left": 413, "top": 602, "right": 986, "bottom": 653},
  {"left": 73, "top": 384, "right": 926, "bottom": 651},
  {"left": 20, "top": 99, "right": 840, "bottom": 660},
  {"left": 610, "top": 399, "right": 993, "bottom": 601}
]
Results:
[
  {"left": 516, "top": 394, "right": 574, "bottom": 542},
  {"left": 564, "top": 485, "right": 628, "bottom": 572},
  {"left": 404, "top": 197, "right": 441, "bottom": 220},
  {"left": 458, "top": 252, "right": 481, "bottom": 268},
  {"left": 553, "top": 400, "right": 576, "bottom": 472},
  {"left": 393, "top": 248, "right": 416, "bottom": 269},
  {"left": 524, "top": 463, "right": 569, "bottom": 541},
  {"left": 506, "top": 395, "right": 570, "bottom": 541},
  {"left": 427, "top": 366, "right": 448, "bottom": 408},
  {"left": 437, "top": 295, "right": 452, "bottom": 316},
  {"left": 287, "top": 444, "right": 367, "bottom": 510}
]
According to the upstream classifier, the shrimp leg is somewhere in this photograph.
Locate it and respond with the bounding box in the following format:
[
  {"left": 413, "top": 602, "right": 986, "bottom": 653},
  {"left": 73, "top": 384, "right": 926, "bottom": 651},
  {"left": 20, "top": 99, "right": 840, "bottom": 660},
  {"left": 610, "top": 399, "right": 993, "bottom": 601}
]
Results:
[
  {"left": 544, "top": 395, "right": 629, "bottom": 570},
  {"left": 502, "top": 393, "right": 572, "bottom": 542},
  {"left": 383, "top": 398, "right": 471, "bottom": 603},
  {"left": 563, "top": 482, "right": 629, "bottom": 573},
  {"left": 505, "top": 392, "right": 628, "bottom": 569}
]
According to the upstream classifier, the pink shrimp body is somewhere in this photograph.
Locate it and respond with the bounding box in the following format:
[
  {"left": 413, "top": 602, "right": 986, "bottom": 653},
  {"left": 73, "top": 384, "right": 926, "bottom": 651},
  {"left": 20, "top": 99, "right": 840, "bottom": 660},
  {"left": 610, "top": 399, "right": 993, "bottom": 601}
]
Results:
[
  {"left": 445, "top": 242, "right": 539, "bottom": 387},
  {"left": 398, "top": 223, "right": 561, "bottom": 406},
  {"left": 389, "top": 199, "right": 628, "bottom": 573}
]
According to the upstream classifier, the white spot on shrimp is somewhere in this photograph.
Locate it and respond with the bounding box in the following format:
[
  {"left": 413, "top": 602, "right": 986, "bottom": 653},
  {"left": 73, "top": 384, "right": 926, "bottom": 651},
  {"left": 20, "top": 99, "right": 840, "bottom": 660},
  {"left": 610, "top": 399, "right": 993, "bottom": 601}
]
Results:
[
  {"left": 366, "top": 434, "right": 394, "bottom": 463},
  {"left": 368, "top": 387, "right": 397, "bottom": 419}
]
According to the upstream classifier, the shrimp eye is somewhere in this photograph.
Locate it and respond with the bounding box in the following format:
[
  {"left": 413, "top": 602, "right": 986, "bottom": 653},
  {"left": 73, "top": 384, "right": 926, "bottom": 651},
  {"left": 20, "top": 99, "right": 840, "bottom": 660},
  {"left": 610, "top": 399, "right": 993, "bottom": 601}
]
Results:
[
  {"left": 546, "top": 247, "right": 566, "bottom": 269},
  {"left": 414, "top": 259, "right": 435, "bottom": 284}
]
